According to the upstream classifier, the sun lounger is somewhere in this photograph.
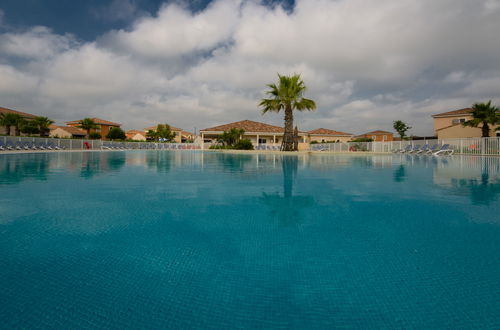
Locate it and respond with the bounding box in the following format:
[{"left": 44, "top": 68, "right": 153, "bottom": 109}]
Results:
[
  {"left": 433, "top": 144, "right": 454, "bottom": 156},
  {"left": 426, "top": 144, "right": 439, "bottom": 154},
  {"left": 397, "top": 145, "right": 413, "bottom": 153},
  {"left": 415, "top": 144, "right": 430, "bottom": 154}
]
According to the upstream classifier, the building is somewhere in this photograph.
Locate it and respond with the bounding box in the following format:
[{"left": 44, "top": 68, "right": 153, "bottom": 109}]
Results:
[
  {"left": 144, "top": 124, "right": 183, "bottom": 143},
  {"left": 0, "top": 106, "right": 38, "bottom": 135},
  {"left": 200, "top": 119, "right": 309, "bottom": 149},
  {"left": 180, "top": 131, "right": 196, "bottom": 143},
  {"left": 355, "top": 130, "right": 394, "bottom": 142},
  {"left": 126, "top": 130, "right": 147, "bottom": 141},
  {"left": 66, "top": 117, "right": 121, "bottom": 140},
  {"left": 432, "top": 108, "right": 500, "bottom": 139},
  {"left": 308, "top": 128, "right": 353, "bottom": 143},
  {"left": 49, "top": 125, "right": 86, "bottom": 139}
]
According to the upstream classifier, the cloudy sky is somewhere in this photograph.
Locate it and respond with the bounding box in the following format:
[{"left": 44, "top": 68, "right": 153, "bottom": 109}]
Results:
[{"left": 1, "top": 0, "right": 499, "bottom": 135}]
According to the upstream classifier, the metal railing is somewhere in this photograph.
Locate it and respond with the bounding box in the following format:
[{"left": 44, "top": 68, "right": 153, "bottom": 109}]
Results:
[{"left": 0, "top": 136, "right": 202, "bottom": 151}]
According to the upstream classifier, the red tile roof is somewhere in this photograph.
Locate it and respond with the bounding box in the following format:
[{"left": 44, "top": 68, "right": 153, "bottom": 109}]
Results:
[
  {"left": 66, "top": 117, "right": 121, "bottom": 126},
  {"left": 432, "top": 108, "right": 472, "bottom": 117},
  {"left": 308, "top": 128, "right": 353, "bottom": 136},
  {"left": 0, "top": 106, "right": 37, "bottom": 119},
  {"left": 201, "top": 120, "right": 286, "bottom": 133},
  {"left": 144, "top": 124, "right": 182, "bottom": 131},
  {"left": 361, "top": 130, "right": 393, "bottom": 135},
  {"left": 126, "top": 129, "right": 145, "bottom": 134}
]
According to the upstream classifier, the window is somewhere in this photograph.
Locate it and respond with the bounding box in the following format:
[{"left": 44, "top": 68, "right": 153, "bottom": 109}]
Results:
[
  {"left": 383, "top": 135, "right": 387, "bottom": 141},
  {"left": 452, "top": 118, "right": 466, "bottom": 124},
  {"left": 372, "top": 136, "right": 376, "bottom": 140},
  {"left": 258, "top": 138, "right": 267, "bottom": 144}
]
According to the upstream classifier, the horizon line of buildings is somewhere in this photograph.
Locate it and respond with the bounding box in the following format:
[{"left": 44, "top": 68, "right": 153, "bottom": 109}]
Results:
[{"left": 1, "top": 106, "right": 499, "bottom": 147}]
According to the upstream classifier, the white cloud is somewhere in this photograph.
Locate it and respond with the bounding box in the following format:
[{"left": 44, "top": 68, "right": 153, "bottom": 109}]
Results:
[
  {"left": 0, "top": 26, "right": 77, "bottom": 59},
  {"left": 106, "top": 0, "right": 241, "bottom": 58},
  {"left": 0, "top": 0, "right": 500, "bottom": 135}
]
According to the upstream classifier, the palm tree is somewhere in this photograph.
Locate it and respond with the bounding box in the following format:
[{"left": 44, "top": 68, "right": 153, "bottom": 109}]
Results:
[
  {"left": 0, "top": 113, "right": 20, "bottom": 135},
  {"left": 462, "top": 101, "right": 500, "bottom": 137},
  {"left": 77, "top": 118, "right": 98, "bottom": 138},
  {"left": 33, "top": 116, "right": 54, "bottom": 137},
  {"left": 0, "top": 113, "right": 26, "bottom": 136},
  {"left": 259, "top": 74, "right": 316, "bottom": 151}
]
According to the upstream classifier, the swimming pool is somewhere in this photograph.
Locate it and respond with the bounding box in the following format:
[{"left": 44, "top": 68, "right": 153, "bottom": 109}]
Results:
[{"left": 1, "top": 151, "right": 499, "bottom": 328}]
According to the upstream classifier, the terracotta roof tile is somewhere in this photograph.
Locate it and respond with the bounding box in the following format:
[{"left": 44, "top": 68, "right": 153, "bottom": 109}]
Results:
[
  {"left": 308, "top": 128, "right": 353, "bottom": 136},
  {"left": 0, "top": 106, "right": 38, "bottom": 119},
  {"left": 126, "top": 129, "right": 145, "bottom": 134},
  {"left": 361, "top": 130, "right": 393, "bottom": 135},
  {"left": 66, "top": 117, "right": 121, "bottom": 126},
  {"left": 432, "top": 108, "right": 472, "bottom": 117},
  {"left": 201, "top": 120, "right": 286, "bottom": 133}
]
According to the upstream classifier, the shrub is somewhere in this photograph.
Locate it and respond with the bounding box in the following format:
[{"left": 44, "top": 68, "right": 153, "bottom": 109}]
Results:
[
  {"left": 89, "top": 132, "right": 102, "bottom": 139},
  {"left": 233, "top": 139, "right": 254, "bottom": 150},
  {"left": 351, "top": 137, "right": 373, "bottom": 142}
]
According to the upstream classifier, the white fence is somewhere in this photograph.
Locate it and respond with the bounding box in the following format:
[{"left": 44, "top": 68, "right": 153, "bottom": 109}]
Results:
[
  {"left": 0, "top": 136, "right": 201, "bottom": 151},
  {"left": 309, "top": 137, "right": 500, "bottom": 156}
]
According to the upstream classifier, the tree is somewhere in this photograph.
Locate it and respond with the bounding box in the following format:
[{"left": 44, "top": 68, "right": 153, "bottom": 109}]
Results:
[
  {"left": 77, "top": 118, "right": 98, "bottom": 138},
  {"left": 106, "top": 127, "right": 126, "bottom": 140},
  {"left": 259, "top": 74, "right": 316, "bottom": 151},
  {"left": 393, "top": 120, "right": 412, "bottom": 139},
  {"left": 156, "top": 124, "right": 176, "bottom": 142},
  {"left": 146, "top": 124, "right": 176, "bottom": 142},
  {"left": 146, "top": 129, "right": 159, "bottom": 141},
  {"left": 218, "top": 128, "right": 245, "bottom": 147},
  {"left": 32, "top": 116, "right": 54, "bottom": 137},
  {"left": 20, "top": 120, "right": 40, "bottom": 135},
  {"left": 0, "top": 113, "right": 23, "bottom": 135},
  {"left": 462, "top": 100, "right": 500, "bottom": 137}
]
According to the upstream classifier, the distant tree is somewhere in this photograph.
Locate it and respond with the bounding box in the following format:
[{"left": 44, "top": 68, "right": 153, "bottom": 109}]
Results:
[
  {"left": 462, "top": 100, "right": 500, "bottom": 137},
  {"left": 32, "top": 116, "right": 54, "bottom": 136},
  {"left": 260, "top": 74, "right": 316, "bottom": 151},
  {"left": 393, "top": 120, "right": 412, "bottom": 140},
  {"left": 77, "top": 118, "right": 98, "bottom": 138},
  {"left": 106, "top": 127, "right": 126, "bottom": 140},
  {"left": 156, "top": 124, "right": 176, "bottom": 142},
  {"left": 146, "top": 129, "right": 159, "bottom": 141}
]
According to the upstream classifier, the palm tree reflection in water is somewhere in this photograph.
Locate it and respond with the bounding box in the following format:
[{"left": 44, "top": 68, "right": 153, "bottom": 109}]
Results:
[{"left": 261, "top": 155, "right": 314, "bottom": 224}]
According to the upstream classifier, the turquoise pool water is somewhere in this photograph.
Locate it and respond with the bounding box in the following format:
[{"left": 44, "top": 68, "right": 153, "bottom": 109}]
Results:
[{"left": 1, "top": 151, "right": 499, "bottom": 329}]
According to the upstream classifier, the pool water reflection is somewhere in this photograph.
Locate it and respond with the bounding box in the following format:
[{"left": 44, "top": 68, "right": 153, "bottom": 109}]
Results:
[{"left": 0, "top": 151, "right": 499, "bottom": 328}]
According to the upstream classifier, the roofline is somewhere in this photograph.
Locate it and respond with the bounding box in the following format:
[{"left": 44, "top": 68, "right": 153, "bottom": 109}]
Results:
[{"left": 432, "top": 113, "right": 472, "bottom": 118}]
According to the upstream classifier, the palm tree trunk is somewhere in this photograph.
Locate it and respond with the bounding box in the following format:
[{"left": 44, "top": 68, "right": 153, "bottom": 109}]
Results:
[
  {"left": 282, "top": 105, "right": 294, "bottom": 151},
  {"left": 482, "top": 122, "right": 490, "bottom": 137}
]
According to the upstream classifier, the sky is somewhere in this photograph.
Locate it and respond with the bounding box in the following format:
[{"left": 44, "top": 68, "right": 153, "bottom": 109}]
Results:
[{"left": 0, "top": 0, "right": 499, "bottom": 135}]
